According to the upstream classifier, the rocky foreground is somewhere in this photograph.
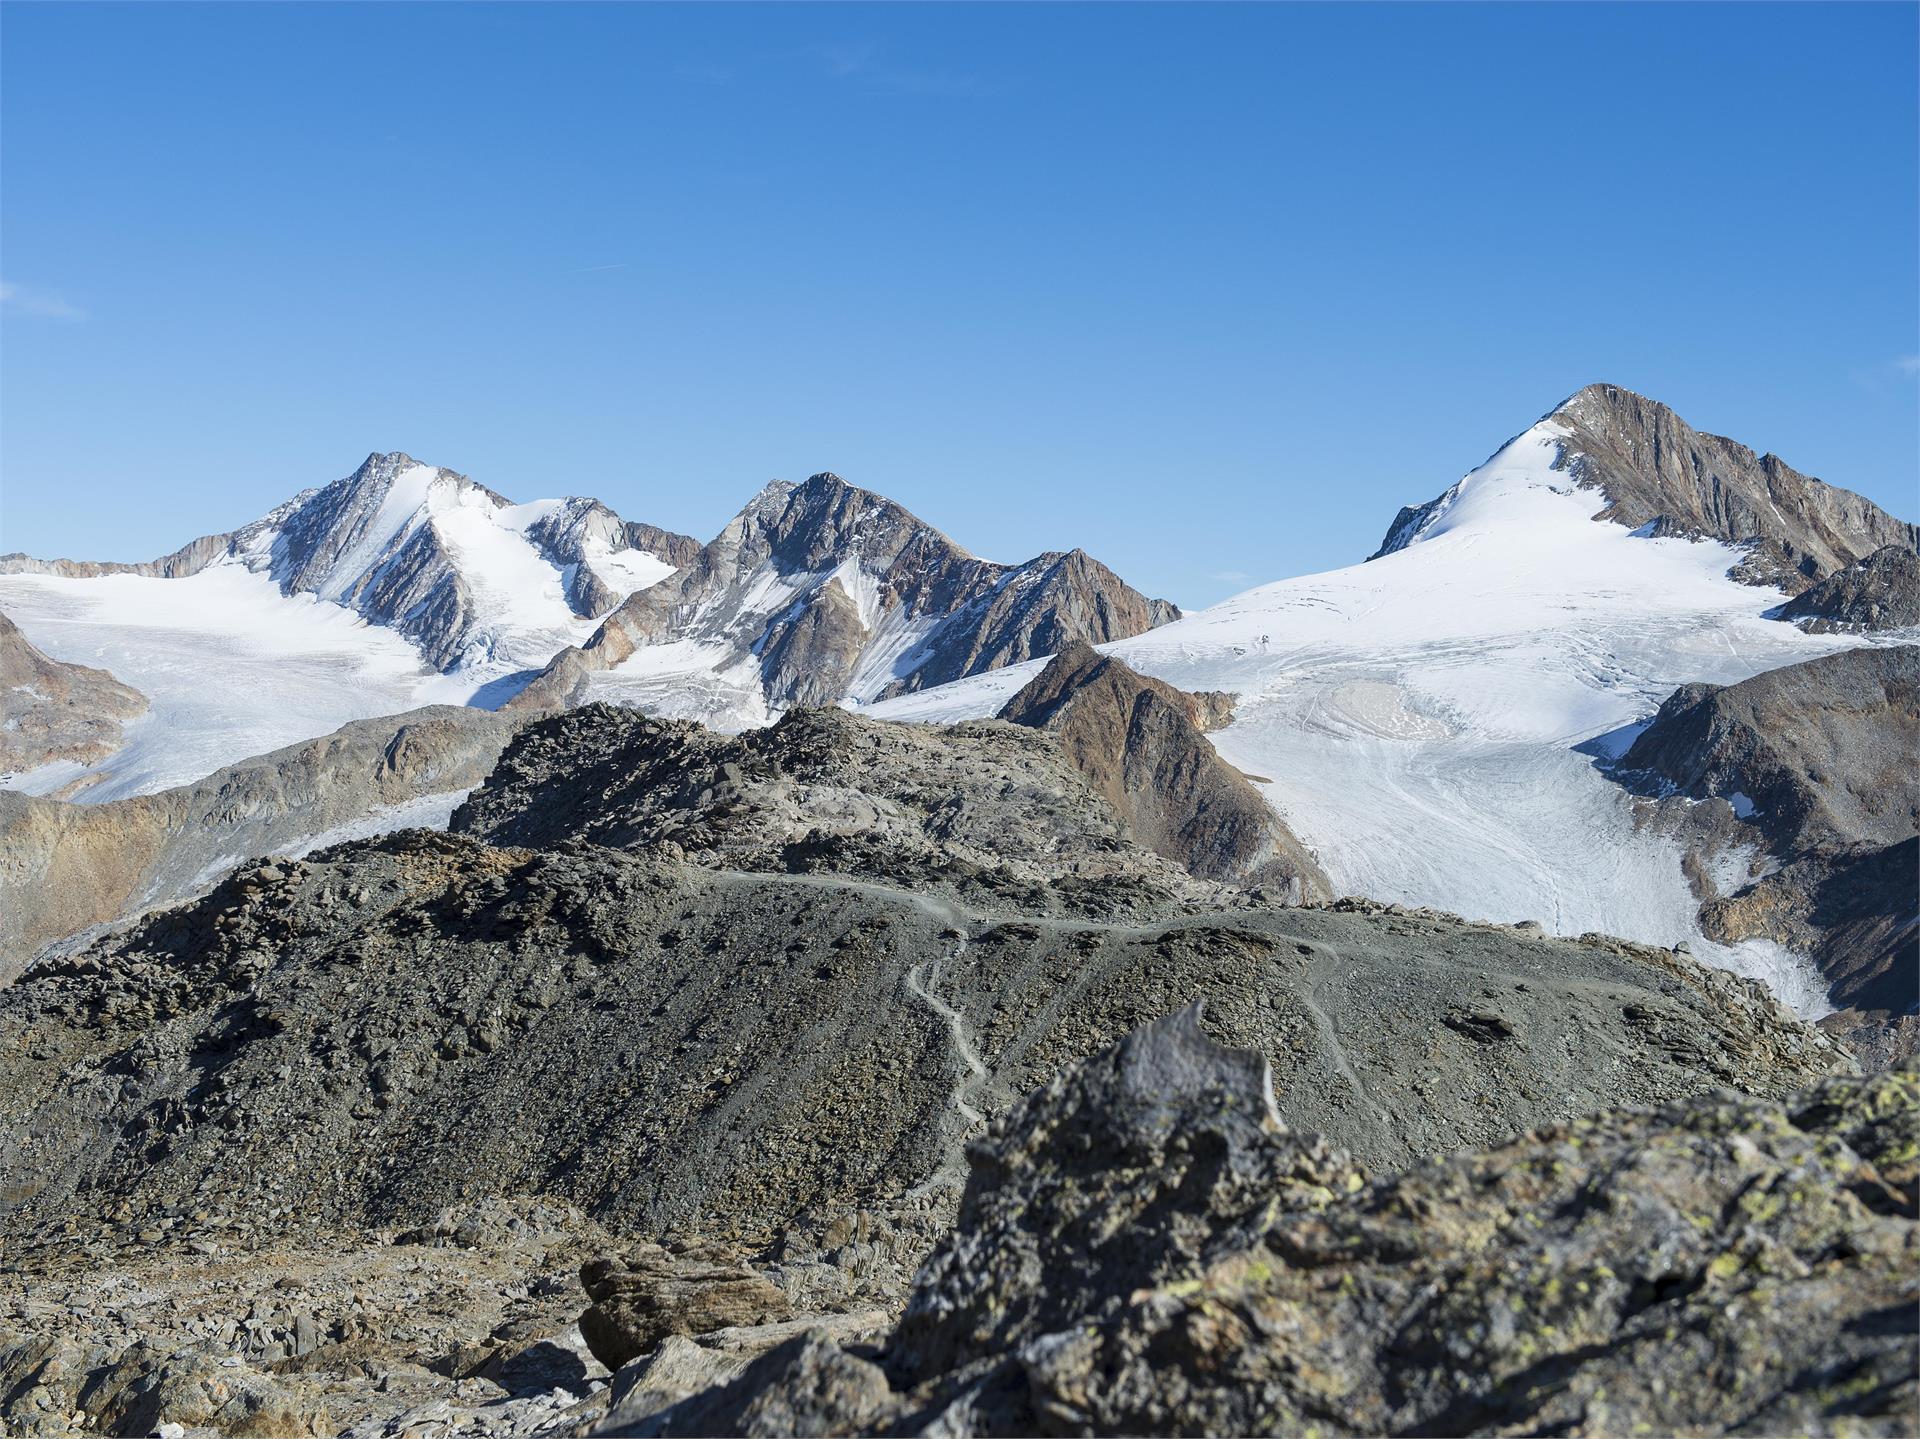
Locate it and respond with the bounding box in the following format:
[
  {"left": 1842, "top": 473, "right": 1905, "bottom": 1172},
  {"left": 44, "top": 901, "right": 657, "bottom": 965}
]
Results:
[
  {"left": 7, "top": 1008, "right": 1905, "bottom": 1438},
  {"left": 620, "top": 1010, "right": 1918, "bottom": 1437}
]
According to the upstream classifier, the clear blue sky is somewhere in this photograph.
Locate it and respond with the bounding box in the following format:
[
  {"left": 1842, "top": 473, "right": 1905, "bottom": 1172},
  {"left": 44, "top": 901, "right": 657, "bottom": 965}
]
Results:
[{"left": 3, "top": 2, "right": 1915, "bottom": 607}]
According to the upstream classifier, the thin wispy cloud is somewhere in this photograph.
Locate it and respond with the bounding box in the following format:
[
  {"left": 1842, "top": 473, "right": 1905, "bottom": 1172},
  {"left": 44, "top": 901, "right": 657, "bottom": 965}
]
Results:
[
  {"left": 674, "top": 40, "right": 983, "bottom": 98},
  {"left": 576, "top": 263, "right": 628, "bottom": 274},
  {"left": 804, "top": 41, "right": 982, "bottom": 97},
  {"left": 0, "top": 281, "right": 86, "bottom": 321},
  {"left": 1850, "top": 354, "right": 1920, "bottom": 392},
  {"left": 814, "top": 42, "right": 874, "bottom": 79},
  {"left": 1212, "top": 570, "right": 1252, "bottom": 584}
]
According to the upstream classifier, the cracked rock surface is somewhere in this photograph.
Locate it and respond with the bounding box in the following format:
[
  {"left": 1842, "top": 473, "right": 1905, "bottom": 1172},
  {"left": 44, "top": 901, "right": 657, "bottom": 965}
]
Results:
[{"left": 633, "top": 1011, "right": 1918, "bottom": 1438}]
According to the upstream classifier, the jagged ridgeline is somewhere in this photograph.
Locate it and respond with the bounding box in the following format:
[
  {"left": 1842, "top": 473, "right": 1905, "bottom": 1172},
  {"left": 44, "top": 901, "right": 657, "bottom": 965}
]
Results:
[{"left": 511, "top": 470, "right": 1181, "bottom": 724}]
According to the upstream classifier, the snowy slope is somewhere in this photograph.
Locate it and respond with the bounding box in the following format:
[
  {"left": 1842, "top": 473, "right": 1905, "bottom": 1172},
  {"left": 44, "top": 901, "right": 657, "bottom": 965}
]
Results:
[
  {"left": 0, "top": 567, "right": 445, "bottom": 801},
  {"left": 247, "top": 454, "right": 681, "bottom": 672},
  {"left": 0, "top": 453, "right": 688, "bottom": 800},
  {"left": 868, "top": 417, "right": 1900, "bottom": 1014}
]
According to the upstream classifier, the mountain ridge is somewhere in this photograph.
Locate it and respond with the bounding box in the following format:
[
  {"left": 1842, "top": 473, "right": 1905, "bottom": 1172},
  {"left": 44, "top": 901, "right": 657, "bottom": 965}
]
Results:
[{"left": 510, "top": 470, "right": 1180, "bottom": 726}]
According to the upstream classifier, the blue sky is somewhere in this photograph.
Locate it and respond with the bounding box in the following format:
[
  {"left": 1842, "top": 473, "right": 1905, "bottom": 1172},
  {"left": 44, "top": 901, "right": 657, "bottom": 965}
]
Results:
[{"left": 3, "top": 2, "right": 1915, "bottom": 607}]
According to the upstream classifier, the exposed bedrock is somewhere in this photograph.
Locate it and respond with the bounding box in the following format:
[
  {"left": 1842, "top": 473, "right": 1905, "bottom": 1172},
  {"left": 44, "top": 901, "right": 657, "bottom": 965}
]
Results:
[
  {"left": 624, "top": 1009, "right": 1916, "bottom": 1438},
  {"left": 0, "top": 608, "right": 147, "bottom": 775},
  {"left": 1610, "top": 645, "right": 1918, "bottom": 1048},
  {"left": 997, "top": 642, "right": 1328, "bottom": 898}
]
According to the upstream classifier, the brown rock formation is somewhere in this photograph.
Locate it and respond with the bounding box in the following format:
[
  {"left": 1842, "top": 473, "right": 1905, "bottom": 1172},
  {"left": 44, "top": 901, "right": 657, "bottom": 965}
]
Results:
[
  {"left": 0, "top": 610, "right": 147, "bottom": 774},
  {"left": 998, "top": 643, "right": 1329, "bottom": 899}
]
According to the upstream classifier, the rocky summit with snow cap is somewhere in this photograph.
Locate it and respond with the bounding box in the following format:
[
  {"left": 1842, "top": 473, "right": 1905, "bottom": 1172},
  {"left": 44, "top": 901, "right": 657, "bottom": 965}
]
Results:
[
  {"left": 1374, "top": 383, "right": 1919, "bottom": 591},
  {"left": 511, "top": 471, "right": 1179, "bottom": 728},
  {"left": 2, "top": 451, "right": 700, "bottom": 675}
]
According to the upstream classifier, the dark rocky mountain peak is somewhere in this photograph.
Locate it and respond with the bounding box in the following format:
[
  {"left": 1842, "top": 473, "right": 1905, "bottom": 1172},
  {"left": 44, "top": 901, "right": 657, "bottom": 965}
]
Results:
[{"left": 514, "top": 472, "right": 1180, "bottom": 714}]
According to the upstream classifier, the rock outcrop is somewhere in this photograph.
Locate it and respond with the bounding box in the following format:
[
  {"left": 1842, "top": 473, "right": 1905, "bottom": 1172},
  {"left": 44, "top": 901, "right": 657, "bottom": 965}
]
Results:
[
  {"left": 451, "top": 701, "right": 1217, "bottom": 913},
  {"left": 0, "top": 704, "right": 522, "bottom": 976},
  {"left": 580, "top": 1244, "right": 793, "bottom": 1370},
  {"left": 629, "top": 1009, "right": 1916, "bottom": 1438},
  {"left": 1374, "top": 384, "right": 1918, "bottom": 592},
  {"left": 0, "top": 609, "right": 147, "bottom": 775},
  {"left": 1778, "top": 545, "right": 1920, "bottom": 633},
  {"left": 519, "top": 496, "right": 701, "bottom": 618},
  {"left": 1, "top": 1195, "right": 621, "bottom": 1438},
  {"left": 1613, "top": 645, "right": 1919, "bottom": 1041},
  {"left": 997, "top": 643, "right": 1329, "bottom": 899},
  {"left": 512, "top": 472, "right": 1178, "bottom": 718}
]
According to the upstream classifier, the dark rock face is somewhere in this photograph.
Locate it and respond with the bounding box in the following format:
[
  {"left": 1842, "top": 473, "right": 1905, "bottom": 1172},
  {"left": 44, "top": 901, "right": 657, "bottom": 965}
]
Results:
[
  {"left": 1779, "top": 546, "right": 1920, "bottom": 633},
  {"left": 514, "top": 473, "right": 1179, "bottom": 712},
  {"left": 0, "top": 704, "right": 523, "bottom": 976},
  {"left": 1614, "top": 645, "right": 1919, "bottom": 1032},
  {"left": 1373, "top": 384, "right": 1918, "bottom": 591},
  {"left": 1621, "top": 646, "right": 1919, "bottom": 851},
  {"left": 997, "top": 643, "right": 1329, "bottom": 899},
  {"left": 0, "top": 609, "right": 147, "bottom": 775},
  {"left": 1554, "top": 385, "right": 1917, "bottom": 590},
  {"left": 883, "top": 547, "right": 1182, "bottom": 701},
  {"left": 639, "top": 1013, "right": 1917, "bottom": 1439},
  {"left": 758, "top": 578, "right": 868, "bottom": 708}
]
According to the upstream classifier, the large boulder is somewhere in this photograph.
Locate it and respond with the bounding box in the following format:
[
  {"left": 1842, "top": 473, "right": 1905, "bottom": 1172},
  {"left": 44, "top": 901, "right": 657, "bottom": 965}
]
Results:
[{"left": 579, "top": 1242, "right": 793, "bottom": 1370}]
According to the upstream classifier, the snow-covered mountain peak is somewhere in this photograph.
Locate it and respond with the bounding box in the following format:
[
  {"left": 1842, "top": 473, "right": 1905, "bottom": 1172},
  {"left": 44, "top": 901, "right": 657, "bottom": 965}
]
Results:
[
  {"left": 1369, "top": 416, "right": 1584, "bottom": 558},
  {"left": 1374, "top": 387, "right": 1917, "bottom": 588},
  {"left": 867, "top": 387, "right": 1920, "bottom": 1014}
]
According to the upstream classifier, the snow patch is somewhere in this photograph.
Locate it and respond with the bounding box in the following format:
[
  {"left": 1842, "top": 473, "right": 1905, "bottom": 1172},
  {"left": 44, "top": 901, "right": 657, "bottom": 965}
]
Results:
[
  {"left": 0, "top": 566, "right": 444, "bottom": 801},
  {"left": 285, "top": 787, "right": 477, "bottom": 858}
]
